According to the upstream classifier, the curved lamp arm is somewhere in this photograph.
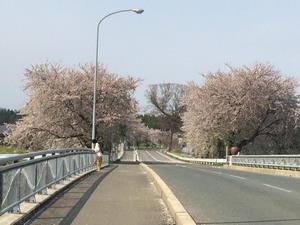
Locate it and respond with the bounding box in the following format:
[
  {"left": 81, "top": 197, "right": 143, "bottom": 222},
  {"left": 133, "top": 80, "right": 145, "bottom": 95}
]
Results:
[{"left": 91, "top": 8, "right": 144, "bottom": 147}]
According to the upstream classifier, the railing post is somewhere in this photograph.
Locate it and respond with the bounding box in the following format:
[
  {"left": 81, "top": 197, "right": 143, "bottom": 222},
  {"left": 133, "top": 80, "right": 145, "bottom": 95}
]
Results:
[{"left": 225, "top": 145, "right": 229, "bottom": 163}]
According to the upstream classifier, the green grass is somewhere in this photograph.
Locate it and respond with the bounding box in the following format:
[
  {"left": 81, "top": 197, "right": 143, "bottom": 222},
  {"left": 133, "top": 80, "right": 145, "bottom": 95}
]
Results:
[{"left": 0, "top": 145, "right": 28, "bottom": 154}]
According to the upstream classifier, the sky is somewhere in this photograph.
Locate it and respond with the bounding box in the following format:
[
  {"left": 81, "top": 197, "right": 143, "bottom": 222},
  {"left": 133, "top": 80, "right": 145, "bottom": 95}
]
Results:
[{"left": 1, "top": 0, "right": 300, "bottom": 111}]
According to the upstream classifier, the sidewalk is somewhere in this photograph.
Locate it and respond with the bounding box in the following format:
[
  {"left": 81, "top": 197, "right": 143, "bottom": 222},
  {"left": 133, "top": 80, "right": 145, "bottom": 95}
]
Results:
[
  {"left": 28, "top": 165, "right": 172, "bottom": 225},
  {"left": 72, "top": 165, "right": 172, "bottom": 225},
  {"left": 28, "top": 166, "right": 115, "bottom": 225},
  {"left": 71, "top": 164, "right": 172, "bottom": 225}
]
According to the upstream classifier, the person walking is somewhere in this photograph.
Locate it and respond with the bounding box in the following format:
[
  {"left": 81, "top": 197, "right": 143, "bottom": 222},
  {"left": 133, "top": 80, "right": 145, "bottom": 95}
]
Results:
[{"left": 94, "top": 143, "right": 102, "bottom": 171}]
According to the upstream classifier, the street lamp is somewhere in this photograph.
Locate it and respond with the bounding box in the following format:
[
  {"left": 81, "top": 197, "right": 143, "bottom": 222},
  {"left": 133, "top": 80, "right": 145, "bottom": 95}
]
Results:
[{"left": 91, "top": 8, "right": 144, "bottom": 148}]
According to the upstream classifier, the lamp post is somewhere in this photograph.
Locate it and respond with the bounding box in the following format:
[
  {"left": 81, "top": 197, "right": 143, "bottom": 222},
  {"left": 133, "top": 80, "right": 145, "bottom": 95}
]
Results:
[{"left": 92, "top": 8, "right": 144, "bottom": 149}]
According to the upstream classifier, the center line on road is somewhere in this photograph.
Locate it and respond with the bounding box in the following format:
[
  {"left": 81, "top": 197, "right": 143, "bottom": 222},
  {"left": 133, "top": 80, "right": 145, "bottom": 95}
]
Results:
[
  {"left": 177, "top": 165, "right": 187, "bottom": 168},
  {"left": 209, "top": 171, "right": 223, "bottom": 175},
  {"left": 263, "top": 183, "right": 291, "bottom": 193},
  {"left": 133, "top": 151, "right": 136, "bottom": 161},
  {"left": 229, "top": 174, "right": 246, "bottom": 180},
  {"left": 155, "top": 151, "right": 182, "bottom": 163},
  {"left": 145, "top": 150, "right": 160, "bottom": 161}
]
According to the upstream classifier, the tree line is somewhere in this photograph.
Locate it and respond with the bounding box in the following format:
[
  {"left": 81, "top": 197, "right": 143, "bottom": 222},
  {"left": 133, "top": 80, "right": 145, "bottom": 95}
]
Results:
[
  {"left": 5, "top": 62, "right": 300, "bottom": 156},
  {"left": 0, "top": 108, "right": 18, "bottom": 124}
]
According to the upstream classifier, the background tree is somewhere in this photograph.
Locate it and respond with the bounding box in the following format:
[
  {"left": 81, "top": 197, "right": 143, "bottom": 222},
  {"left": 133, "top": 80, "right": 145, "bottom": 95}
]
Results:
[
  {"left": 6, "top": 63, "right": 138, "bottom": 150},
  {"left": 183, "top": 63, "right": 299, "bottom": 157},
  {"left": 146, "top": 83, "right": 185, "bottom": 151},
  {"left": 138, "top": 114, "right": 166, "bottom": 130},
  {"left": 0, "top": 108, "right": 18, "bottom": 124}
]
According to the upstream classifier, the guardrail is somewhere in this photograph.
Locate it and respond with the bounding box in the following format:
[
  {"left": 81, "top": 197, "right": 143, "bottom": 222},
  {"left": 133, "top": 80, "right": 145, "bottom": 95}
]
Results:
[
  {"left": 110, "top": 142, "right": 125, "bottom": 161},
  {"left": 0, "top": 148, "right": 108, "bottom": 215},
  {"left": 168, "top": 152, "right": 300, "bottom": 171},
  {"left": 166, "top": 152, "right": 226, "bottom": 165},
  {"left": 230, "top": 155, "right": 300, "bottom": 170}
]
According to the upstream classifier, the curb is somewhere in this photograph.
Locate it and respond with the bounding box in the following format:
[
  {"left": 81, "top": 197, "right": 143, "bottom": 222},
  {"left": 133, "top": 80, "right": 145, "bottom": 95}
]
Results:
[{"left": 140, "top": 163, "right": 196, "bottom": 225}]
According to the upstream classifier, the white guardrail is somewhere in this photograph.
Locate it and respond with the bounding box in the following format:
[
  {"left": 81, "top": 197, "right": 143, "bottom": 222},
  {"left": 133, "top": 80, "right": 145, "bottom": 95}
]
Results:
[
  {"left": 166, "top": 152, "right": 226, "bottom": 165},
  {"left": 0, "top": 148, "right": 112, "bottom": 217},
  {"left": 0, "top": 149, "right": 106, "bottom": 215},
  {"left": 230, "top": 154, "right": 300, "bottom": 170},
  {"left": 167, "top": 152, "right": 300, "bottom": 170},
  {"left": 110, "top": 142, "right": 125, "bottom": 161}
]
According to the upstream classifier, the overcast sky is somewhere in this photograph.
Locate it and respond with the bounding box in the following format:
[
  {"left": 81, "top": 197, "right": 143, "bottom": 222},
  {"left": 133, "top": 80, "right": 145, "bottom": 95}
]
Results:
[{"left": 1, "top": 0, "right": 300, "bottom": 111}]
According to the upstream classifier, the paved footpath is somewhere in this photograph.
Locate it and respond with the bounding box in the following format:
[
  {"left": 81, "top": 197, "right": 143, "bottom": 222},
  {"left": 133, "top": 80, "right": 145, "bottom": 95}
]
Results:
[
  {"left": 28, "top": 165, "right": 172, "bottom": 225},
  {"left": 71, "top": 164, "right": 172, "bottom": 225}
]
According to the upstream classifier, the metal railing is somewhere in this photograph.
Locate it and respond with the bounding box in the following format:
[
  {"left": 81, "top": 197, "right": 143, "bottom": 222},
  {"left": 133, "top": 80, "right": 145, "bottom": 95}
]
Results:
[
  {"left": 166, "top": 152, "right": 226, "bottom": 165},
  {"left": 230, "top": 155, "right": 300, "bottom": 170},
  {"left": 168, "top": 152, "right": 300, "bottom": 170},
  {"left": 110, "top": 142, "right": 125, "bottom": 161},
  {"left": 0, "top": 148, "right": 106, "bottom": 215}
]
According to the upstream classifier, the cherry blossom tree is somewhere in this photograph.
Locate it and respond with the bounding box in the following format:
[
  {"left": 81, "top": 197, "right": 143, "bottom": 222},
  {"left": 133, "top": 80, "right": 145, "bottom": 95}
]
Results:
[
  {"left": 6, "top": 63, "right": 139, "bottom": 150},
  {"left": 183, "top": 63, "right": 299, "bottom": 157}
]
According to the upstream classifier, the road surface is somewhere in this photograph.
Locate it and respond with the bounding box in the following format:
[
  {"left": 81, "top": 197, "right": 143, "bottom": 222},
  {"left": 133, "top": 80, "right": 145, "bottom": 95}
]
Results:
[{"left": 137, "top": 150, "right": 300, "bottom": 225}]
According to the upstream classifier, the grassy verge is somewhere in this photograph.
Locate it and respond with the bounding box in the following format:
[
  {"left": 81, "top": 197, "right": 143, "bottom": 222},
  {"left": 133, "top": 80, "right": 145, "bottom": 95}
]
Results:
[{"left": 0, "top": 145, "right": 28, "bottom": 154}]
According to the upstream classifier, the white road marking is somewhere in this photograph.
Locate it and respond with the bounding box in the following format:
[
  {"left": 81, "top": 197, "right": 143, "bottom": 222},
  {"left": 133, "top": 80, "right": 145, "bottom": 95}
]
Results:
[
  {"left": 263, "top": 183, "right": 291, "bottom": 193},
  {"left": 133, "top": 150, "right": 140, "bottom": 162},
  {"left": 136, "top": 150, "right": 140, "bottom": 162},
  {"left": 145, "top": 150, "right": 160, "bottom": 161},
  {"left": 209, "top": 171, "right": 223, "bottom": 175},
  {"left": 177, "top": 165, "right": 187, "bottom": 168},
  {"left": 229, "top": 174, "right": 246, "bottom": 180},
  {"left": 155, "top": 151, "right": 181, "bottom": 163}
]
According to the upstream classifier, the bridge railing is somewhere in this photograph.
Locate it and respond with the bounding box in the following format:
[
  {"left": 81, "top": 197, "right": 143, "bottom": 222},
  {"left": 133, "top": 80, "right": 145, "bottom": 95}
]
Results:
[
  {"left": 166, "top": 152, "right": 226, "bottom": 165},
  {"left": 168, "top": 151, "right": 300, "bottom": 170},
  {"left": 230, "top": 154, "right": 300, "bottom": 170},
  {"left": 0, "top": 148, "right": 107, "bottom": 215}
]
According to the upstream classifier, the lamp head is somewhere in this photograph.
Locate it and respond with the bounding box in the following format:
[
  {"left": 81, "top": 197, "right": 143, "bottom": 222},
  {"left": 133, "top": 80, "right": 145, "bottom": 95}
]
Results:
[{"left": 132, "top": 8, "right": 144, "bottom": 14}]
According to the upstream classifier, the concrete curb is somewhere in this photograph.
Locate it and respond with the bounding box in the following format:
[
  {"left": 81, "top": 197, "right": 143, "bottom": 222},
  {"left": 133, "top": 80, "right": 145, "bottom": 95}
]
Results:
[{"left": 140, "top": 163, "right": 196, "bottom": 225}]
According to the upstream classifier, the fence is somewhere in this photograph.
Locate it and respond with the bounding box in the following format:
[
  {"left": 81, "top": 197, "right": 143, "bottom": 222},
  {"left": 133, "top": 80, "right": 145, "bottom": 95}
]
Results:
[
  {"left": 166, "top": 152, "right": 226, "bottom": 165},
  {"left": 168, "top": 152, "right": 300, "bottom": 171},
  {"left": 110, "top": 142, "right": 125, "bottom": 161},
  {"left": 0, "top": 148, "right": 107, "bottom": 215},
  {"left": 230, "top": 154, "right": 300, "bottom": 170}
]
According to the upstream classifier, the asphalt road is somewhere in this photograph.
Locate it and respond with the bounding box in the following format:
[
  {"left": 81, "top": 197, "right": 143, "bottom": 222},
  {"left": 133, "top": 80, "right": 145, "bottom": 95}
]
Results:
[
  {"left": 137, "top": 149, "right": 182, "bottom": 163},
  {"left": 121, "top": 149, "right": 182, "bottom": 163},
  {"left": 137, "top": 150, "right": 300, "bottom": 225}
]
